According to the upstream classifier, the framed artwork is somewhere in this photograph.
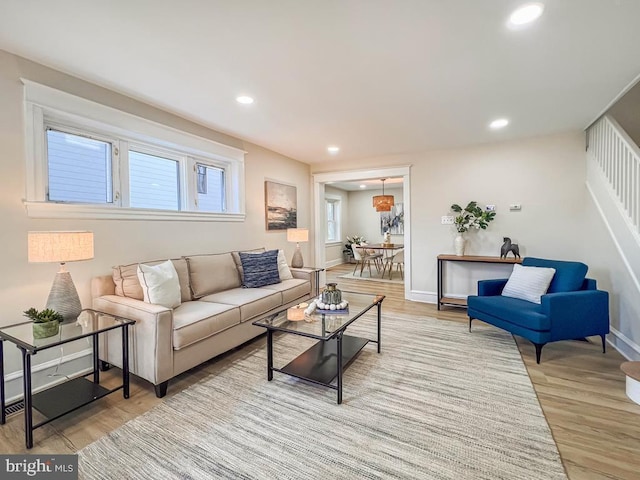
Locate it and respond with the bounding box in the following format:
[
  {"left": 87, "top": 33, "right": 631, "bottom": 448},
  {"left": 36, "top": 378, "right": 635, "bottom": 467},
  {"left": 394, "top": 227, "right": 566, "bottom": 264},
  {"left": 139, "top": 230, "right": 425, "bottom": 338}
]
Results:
[
  {"left": 380, "top": 202, "right": 404, "bottom": 235},
  {"left": 265, "top": 180, "right": 297, "bottom": 231}
]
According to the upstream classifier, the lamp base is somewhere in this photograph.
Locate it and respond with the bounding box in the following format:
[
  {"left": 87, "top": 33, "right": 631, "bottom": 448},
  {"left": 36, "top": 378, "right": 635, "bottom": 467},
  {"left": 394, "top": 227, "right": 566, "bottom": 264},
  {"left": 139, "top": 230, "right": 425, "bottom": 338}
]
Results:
[
  {"left": 46, "top": 271, "right": 82, "bottom": 322},
  {"left": 291, "top": 246, "right": 304, "bottom": 268}
]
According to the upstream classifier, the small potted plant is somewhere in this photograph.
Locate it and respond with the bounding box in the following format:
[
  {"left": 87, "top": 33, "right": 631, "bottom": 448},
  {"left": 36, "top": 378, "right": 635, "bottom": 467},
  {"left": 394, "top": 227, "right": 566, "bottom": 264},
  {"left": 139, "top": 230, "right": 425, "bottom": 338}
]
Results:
[
  {"left": 450, "top": 201, "right": 496, "bottom": 256},
  {"left": 24, "top": 308, "right": 64, "bottom": 339},
  {"left": 344, "top": 235, "right": 367, "bottom": 263}
]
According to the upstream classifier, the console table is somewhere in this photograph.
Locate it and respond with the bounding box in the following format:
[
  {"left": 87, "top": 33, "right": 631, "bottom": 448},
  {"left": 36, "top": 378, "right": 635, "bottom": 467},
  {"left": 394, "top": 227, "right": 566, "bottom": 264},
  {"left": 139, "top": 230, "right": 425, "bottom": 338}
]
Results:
[{"left": 437, "top": 254, "right": 522, "bottom": 310}]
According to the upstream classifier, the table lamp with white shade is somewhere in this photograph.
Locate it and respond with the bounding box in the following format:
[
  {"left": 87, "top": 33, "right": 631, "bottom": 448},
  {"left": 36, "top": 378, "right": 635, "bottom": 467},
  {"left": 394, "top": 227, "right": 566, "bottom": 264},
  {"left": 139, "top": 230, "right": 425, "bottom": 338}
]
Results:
[
  {"left": 286, "top": 228, "right": 308, "bottom": 268},
  {"left": 28, "top": 231, "right": 94, "bottom": 322}
]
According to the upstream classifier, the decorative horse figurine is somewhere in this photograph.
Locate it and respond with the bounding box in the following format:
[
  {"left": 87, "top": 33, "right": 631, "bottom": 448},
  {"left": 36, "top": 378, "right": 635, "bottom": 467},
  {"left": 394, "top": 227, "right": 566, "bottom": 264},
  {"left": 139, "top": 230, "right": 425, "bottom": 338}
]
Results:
[{"left": 500, "top": 237, "right": 520, "bottom": 259}]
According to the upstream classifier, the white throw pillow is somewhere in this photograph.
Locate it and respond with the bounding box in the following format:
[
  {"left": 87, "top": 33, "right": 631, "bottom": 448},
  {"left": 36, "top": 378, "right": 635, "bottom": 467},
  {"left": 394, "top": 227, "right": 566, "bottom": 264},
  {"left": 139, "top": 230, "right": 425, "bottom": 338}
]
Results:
[
  {"left": 501, "top": 264, "right": 556, "bottom": 304},
  {"left": 137, "top": 260, "right": 181, "bottom": 309},
  {"left": 277, "top": 249, "right": 294, "bottom": 280}
]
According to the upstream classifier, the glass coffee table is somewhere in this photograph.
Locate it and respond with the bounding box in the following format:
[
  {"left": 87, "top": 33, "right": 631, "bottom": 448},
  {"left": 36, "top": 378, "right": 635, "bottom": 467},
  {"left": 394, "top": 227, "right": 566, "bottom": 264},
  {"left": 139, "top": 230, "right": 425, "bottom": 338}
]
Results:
[
  {"left": 253, "top": 291, "right": 384, "bottom": 404},
  {"left": 0, "top": 309, "right": 135, "bottom": 448}
]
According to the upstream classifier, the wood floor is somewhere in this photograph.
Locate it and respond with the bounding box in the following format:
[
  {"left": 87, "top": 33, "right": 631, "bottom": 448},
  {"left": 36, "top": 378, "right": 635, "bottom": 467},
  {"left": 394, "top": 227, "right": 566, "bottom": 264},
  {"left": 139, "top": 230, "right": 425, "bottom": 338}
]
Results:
[{"left": 1, "top": 263, "right": 639, "bottom": 479}]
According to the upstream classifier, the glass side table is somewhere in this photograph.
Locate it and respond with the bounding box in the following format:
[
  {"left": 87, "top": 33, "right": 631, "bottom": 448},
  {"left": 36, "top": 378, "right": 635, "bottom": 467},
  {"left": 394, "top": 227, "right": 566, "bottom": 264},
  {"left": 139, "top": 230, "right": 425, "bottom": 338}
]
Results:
[{"left": 0, "top": 309, "right": 135, "bottom": 449}]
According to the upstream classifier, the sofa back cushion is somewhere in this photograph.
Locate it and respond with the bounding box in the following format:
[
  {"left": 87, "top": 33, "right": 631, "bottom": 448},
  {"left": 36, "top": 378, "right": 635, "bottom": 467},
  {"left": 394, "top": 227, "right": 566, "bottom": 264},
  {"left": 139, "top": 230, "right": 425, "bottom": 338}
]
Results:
[
  {"left": 522, "top": 257, "right": 588, "bottom": 293},
  {"left": 113, "top": 258, "right": 191, "bottom": 302},
  {"left": 185, "top": 253, "right": 241, "bottom": 298}
]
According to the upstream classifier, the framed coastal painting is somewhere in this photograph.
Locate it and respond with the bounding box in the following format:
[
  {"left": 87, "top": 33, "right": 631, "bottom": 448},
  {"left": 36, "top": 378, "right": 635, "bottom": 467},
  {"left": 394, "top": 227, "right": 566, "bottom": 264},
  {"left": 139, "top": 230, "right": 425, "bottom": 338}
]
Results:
[
  {"left": 380, "top": 202, "right": 404, "bottom": 234},
  {"left": 265, "top": 180, "right": 297, "bottom": 231}
]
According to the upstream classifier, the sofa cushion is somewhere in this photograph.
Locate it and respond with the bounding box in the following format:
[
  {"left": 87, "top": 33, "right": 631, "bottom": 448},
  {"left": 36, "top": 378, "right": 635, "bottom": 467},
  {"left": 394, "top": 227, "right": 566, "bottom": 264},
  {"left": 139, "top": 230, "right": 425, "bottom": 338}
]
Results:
[
  {"left": 240, "top": 250, "right": 281, "bottom": 288},
  {"left": 185, "top": 253, "right": 241, "bottom": 298},
  {"left": 200, "top": 288, "right": 282, "bottom": 322},
  {"left": 113, "top": 258, "right": 191, "bottom": 303},
  {"left": 231, "top": 247, "right": 265, "bottom": 282},
  {"left": 468, "top": 295, "right": 550, "bottom": 331},
  {"left": 172, "top": 301, "right": 240, "bottom": 350},
  {"left": 522, "top": 257, "right": 588, "bottom": 293},
  {"left": 259, "top": 278, "right": 310, "bottom": 304},
  {"left": 501, "top": 264, "right": 556, "bottom": 304},
  {"left": 277, "top": 250, "right": 294, "bottom": 280},
  {"left": 137, "top": 260, "right": 181, "bottom": 309}
]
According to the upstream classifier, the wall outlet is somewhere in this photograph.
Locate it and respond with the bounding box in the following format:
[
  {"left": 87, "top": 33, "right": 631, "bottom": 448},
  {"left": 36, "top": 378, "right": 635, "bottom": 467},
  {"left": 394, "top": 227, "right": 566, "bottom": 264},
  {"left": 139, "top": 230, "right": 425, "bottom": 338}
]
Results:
[
  {"left": 441, "top": 215, "right": 454, "bottom": 225},
  {"left": 485, "top": 205, "right": 496, "bottom": 211},
  {"left": 509, "top": 204, "right": 522, "bottom": 211}
]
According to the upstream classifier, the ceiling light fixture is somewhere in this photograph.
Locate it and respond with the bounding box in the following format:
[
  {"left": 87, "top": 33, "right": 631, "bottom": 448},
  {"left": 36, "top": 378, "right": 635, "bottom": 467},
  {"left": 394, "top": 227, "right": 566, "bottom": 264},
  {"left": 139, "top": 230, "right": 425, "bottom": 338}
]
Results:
[
  {"left": 508, "top": 3, "right": 544, "bottom": 27},
  {"left": 489, "top": 118, "right": 509, "bottom": 129},
  {"left": 236, "top": 95, "right": 254, "bottom": 105},
  {"left": 327, "top": 146, "right": 340, "bottom": 154},
  {"left": 359, "top": 184, "right": 366, "bottom": 189},
  {"left": 372, "top": 178, "right": 394, "bottom": 212}
]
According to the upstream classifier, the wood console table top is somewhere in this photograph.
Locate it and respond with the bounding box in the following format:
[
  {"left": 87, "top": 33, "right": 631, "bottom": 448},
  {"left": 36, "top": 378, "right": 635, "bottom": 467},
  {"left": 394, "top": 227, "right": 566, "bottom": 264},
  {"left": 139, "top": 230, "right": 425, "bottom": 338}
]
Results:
[{"left": 437, "top": 254, "right": 522, "bottom": 264}]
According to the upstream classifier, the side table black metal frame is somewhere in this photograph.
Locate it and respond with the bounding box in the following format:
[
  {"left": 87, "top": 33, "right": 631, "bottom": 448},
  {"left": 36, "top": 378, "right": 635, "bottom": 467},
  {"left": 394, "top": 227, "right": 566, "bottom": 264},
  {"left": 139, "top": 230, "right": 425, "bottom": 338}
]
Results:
[{"left": 0, "top": 311, "right": 134, "bottom": 449}]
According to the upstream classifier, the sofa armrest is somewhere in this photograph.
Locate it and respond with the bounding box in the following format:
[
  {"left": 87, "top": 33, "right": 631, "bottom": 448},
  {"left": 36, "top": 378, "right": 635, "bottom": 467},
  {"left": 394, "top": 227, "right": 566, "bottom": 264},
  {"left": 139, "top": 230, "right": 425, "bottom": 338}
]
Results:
[
  {"left": 541, "top": 290, "right": 610, "bottom": 340},
  {"left": 93, "top": 295, "right": 174, "bottom": 386},
  {"left": 477, "top": 279, "right": 509, "bottom": 296},
  {"left": 290, "top": 267, "right": 318, "bottom": 295}
]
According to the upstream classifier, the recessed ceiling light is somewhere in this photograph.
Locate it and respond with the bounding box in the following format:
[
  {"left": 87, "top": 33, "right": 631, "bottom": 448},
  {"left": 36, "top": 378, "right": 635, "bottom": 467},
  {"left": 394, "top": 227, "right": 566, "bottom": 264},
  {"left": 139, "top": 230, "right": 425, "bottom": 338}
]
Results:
[
  {"left": 236, "top": 95, "right": 254, "bottom": 105},
  {"left": 359, "top": 184, "right": 366, "bottom": 189},
  {"left": 327, "top": 146, "right": 340, "bottom": 154},
  {"left": 508, "top": 3, "right": 544, "bottom": 27},
  {"left": 489, "top": 118, "right": 509, "bottom": 129}
]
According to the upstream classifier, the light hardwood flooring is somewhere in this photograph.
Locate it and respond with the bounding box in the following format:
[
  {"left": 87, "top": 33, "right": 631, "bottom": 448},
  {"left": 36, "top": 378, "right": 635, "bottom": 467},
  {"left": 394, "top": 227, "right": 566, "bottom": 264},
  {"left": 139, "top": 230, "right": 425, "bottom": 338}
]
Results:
[{"left": 1, "top": 263, "right": 639, "bottom": 479}]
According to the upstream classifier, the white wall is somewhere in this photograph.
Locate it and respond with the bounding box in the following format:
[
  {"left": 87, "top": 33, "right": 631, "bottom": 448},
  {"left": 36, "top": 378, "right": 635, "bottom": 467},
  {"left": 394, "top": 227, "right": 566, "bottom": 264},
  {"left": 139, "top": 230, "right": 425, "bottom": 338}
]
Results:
[
  {"left": 346, "top": 188, "right": 404, "bottom": 246},
  {"left": 608, "top": 80, "right": 640, "bottom": 146},
  {"left": 311, "top": 132, "right": 590, "bottom": 302},
  {"left": 0, "top": 50, "right": 310, "bottom": 379},
  {"left": 324, "top": 186, "right": 349, "bottom": 267}
]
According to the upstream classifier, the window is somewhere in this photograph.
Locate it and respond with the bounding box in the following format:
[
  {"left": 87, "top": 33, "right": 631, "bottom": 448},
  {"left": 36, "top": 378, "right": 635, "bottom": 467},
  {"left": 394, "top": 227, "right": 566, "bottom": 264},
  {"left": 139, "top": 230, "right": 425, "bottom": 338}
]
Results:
[
  {"left": 24, "top": 80, "right": 245, "bottom": 221},
  {"left": 326, "top": 197, "right": 341, "bottom": 243},
  {"left": 46, "top": 129, "right": 113, "bottom": 204}
]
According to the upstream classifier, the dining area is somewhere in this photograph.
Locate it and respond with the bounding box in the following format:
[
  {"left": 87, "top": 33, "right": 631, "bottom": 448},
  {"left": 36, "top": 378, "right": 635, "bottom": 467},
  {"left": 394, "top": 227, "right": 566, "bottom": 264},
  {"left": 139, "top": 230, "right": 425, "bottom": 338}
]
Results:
[{"left": 352, "top": 243, "right": 405, "bottom": 281}]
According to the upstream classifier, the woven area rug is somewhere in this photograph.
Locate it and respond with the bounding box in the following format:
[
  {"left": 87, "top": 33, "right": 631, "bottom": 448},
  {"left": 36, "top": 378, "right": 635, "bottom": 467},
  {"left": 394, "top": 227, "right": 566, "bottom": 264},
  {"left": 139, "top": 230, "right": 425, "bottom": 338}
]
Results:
[
  {"left": 78, "top": 313, "right": 566, "bottom": 480},
  {"left": 339, "top": 271, "right": 404, "bottom": 284}
]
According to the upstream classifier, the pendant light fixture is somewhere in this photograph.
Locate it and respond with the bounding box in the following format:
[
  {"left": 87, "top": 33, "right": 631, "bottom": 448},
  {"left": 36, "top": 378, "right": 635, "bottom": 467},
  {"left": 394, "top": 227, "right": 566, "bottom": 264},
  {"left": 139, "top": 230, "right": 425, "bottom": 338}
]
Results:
[{"left": 372, "top": 178, "right": 395, "bottom": 212}]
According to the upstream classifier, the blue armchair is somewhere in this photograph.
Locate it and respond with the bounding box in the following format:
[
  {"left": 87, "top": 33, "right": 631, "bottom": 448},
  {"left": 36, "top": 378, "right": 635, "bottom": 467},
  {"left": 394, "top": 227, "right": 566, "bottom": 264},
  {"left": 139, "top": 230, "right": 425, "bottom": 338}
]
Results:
[{"left": 467, "top": 257, "right": 610, "bottom": 363}]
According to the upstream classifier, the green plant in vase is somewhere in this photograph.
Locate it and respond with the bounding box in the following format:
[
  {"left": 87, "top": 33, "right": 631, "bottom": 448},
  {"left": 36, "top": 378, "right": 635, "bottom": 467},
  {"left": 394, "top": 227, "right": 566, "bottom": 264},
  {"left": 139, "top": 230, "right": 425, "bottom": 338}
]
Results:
[
  {"left": 24, "top": 308, "right": 63, "bottom": 339},
  {"left": 450, "top": 201, "right": 496, "bottom": 256}
]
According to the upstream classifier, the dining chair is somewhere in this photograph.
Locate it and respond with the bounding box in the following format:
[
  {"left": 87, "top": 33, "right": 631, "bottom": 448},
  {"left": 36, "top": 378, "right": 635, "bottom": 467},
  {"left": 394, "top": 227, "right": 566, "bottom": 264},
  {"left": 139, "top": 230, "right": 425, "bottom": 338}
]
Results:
[
  {"left": 383, "top": 249, "right": 404, "bottom": 280},
  {"left": 352, "top": 245, "right": 383, "bottom": 277}
]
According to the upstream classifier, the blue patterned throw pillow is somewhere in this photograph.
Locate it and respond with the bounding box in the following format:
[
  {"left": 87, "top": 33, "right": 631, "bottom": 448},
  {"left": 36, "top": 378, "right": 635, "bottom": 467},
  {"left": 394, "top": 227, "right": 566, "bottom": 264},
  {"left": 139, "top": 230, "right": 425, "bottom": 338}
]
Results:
[{"left": 239, "top": 250, "right": 281, "bottom": 288}]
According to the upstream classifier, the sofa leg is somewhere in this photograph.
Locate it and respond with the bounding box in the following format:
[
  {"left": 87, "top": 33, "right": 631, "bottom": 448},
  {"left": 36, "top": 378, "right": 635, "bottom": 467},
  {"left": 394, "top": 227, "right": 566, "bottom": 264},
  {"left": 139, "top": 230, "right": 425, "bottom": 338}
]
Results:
[
  {"left": 533, "top": 343, "right": 545, "bottom": 364},
  {"left": 601, "top": 334, "right": 606, "bottom": 354},
  {"left": 154, "top": 381, "right": 169, "bottom": 398}
]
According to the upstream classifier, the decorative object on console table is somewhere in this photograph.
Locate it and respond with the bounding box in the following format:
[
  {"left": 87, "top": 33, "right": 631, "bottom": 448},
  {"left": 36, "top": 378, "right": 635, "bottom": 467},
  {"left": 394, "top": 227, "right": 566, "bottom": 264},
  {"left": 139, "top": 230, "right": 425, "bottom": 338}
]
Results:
[
  {"left": 500, "top": 237, "right": 521, "bottom": 259},
  {"left": 287, "top": 228, "right": 308, "bottom": 268},
  {"left": 27, "top": 231, "right": 94, "bottom": 322},
  {"left": 265, "top": 180, "right": 297, "bottom": 231},
  {"left": 450, "top": 201, "right": 496, "bottom": 256}
]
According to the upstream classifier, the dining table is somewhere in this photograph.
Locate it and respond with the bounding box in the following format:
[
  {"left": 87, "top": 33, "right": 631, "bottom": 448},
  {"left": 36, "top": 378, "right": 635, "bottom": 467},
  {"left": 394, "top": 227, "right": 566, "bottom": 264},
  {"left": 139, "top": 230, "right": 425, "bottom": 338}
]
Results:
[{"left": 355, "top": 244, "right": 404, "bottom": 279}]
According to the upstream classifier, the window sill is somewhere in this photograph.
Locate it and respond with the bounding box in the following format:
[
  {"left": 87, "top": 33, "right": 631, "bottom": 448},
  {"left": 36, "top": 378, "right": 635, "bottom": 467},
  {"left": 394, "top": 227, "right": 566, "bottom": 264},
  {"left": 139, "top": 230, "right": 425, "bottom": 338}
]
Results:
[
  {"left": 24, "top": 201, "right": 246, "bottom": 222},
  {"left": 325, "top": 241, "right": 343, "bottom": 247}
]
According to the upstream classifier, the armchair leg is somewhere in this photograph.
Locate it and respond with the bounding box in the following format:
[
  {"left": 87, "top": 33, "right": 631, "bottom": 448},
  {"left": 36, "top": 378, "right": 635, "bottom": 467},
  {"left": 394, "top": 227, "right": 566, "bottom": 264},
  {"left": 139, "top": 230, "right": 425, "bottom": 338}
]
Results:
[
  {"left": 533, "top": 343, "right": 546, "bottom": 364},
  {"left": 601, "top": 334, "right": 606, "bottom": 353},
  {"left": 468, "top": 318, "right": 473, "bottom": 332}
]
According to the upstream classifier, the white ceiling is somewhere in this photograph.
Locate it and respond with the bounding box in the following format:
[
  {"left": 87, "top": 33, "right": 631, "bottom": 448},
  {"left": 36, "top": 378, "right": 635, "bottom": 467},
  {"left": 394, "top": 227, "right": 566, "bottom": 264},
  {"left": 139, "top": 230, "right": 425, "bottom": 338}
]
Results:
[{"left": 1, "top": 1, "right": 640, "bottom": 165}]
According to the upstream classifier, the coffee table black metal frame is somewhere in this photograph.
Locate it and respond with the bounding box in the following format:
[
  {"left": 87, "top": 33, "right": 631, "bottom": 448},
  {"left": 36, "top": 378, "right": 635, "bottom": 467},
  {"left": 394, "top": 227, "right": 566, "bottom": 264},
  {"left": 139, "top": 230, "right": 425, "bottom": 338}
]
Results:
[
  {"left": 0, "top": 309, "right": 135, "bottom": 449},
  {"left": 253, "top": 292, "right": 384, "bottom": 404}
]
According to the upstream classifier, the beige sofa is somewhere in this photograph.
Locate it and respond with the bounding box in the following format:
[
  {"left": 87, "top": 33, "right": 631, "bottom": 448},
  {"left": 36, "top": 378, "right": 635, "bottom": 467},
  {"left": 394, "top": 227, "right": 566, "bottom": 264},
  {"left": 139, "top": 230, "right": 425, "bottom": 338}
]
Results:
[{"left": 91, "top": 250, "right": 316, "bottom": 397}]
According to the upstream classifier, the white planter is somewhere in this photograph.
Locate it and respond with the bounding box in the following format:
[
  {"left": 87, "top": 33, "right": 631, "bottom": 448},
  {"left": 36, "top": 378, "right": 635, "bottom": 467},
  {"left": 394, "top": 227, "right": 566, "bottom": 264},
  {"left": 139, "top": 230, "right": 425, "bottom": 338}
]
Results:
[{"left": 454, "top": 234, "right": 466, "bottom": 256}]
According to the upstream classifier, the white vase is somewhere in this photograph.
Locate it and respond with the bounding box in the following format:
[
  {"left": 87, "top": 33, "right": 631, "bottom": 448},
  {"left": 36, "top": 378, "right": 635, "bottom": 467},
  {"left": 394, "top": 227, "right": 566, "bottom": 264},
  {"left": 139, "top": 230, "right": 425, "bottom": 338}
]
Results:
[{"left": 454, "top": 234, "right": 466, "bottom": 256}]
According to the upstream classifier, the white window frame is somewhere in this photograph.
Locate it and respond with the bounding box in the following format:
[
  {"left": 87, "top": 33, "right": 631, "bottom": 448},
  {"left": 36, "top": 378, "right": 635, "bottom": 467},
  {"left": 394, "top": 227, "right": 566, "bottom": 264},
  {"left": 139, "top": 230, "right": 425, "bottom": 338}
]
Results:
[
  {"left": 23, "top": 80, "right": 246, "bottom": 221},
  {"left": 325, "top": 195, "right": 342, "bottom": 244}
]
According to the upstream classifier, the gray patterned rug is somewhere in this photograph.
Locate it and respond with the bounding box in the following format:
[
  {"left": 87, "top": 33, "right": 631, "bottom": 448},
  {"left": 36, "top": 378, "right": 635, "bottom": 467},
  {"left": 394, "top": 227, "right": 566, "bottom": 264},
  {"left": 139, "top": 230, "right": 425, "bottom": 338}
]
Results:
[{"left": 78, "top": 313, "right": 566, "bottom": 479}]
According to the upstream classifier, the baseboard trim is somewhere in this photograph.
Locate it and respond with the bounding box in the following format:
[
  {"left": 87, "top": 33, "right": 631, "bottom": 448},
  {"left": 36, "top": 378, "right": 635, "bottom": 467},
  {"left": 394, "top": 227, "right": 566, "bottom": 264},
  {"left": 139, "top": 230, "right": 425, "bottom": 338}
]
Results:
[
  {"left": 325, "top": 258, "right": 345, "bottom": 269},
  {"left": 608, "top": 327, "right": 640, "bottom": 361},
  {"left": 4, "top": 348, "right": 93, "bottom": 403},
  {"left": 408, "top": 290, "right": 436, "bottom": 304}
]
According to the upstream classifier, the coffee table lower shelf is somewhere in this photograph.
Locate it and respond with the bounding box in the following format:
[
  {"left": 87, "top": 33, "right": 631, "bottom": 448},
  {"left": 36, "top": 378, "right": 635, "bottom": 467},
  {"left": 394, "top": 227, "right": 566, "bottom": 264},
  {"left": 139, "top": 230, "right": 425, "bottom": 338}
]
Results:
[{"left": 278, "top": 335, "right": 369, "bottom": 385}]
